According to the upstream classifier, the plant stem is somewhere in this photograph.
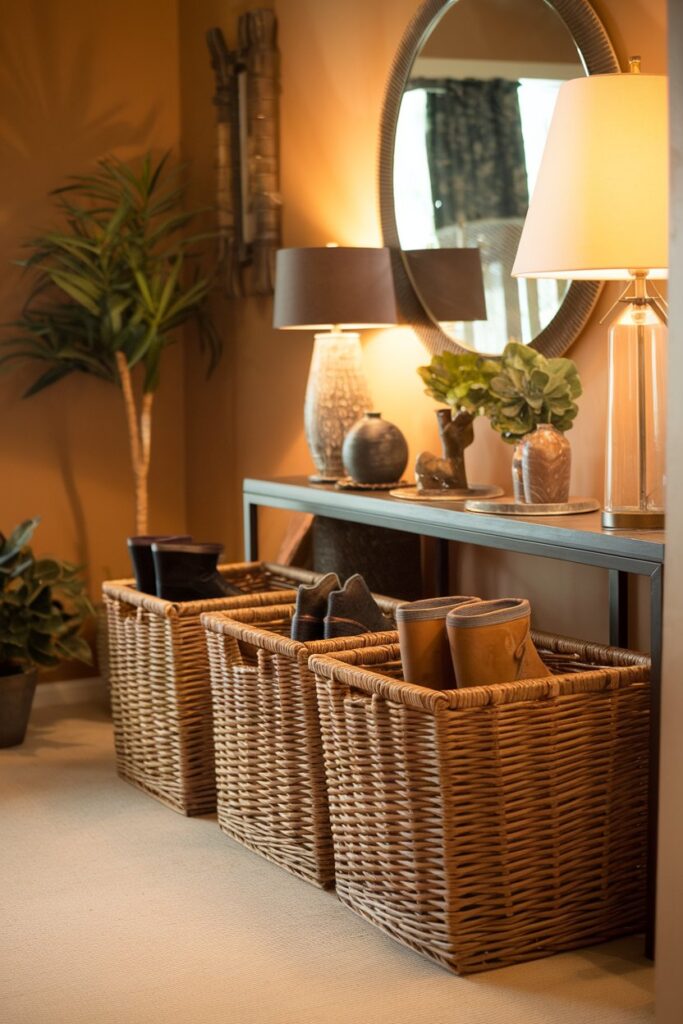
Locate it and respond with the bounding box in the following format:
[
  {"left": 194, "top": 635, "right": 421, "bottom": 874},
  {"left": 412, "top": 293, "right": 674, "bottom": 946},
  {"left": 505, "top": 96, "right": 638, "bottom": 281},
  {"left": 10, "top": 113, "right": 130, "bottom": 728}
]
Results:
[{"left": 116, "top": 351, "right": 153, "bottom": 534}]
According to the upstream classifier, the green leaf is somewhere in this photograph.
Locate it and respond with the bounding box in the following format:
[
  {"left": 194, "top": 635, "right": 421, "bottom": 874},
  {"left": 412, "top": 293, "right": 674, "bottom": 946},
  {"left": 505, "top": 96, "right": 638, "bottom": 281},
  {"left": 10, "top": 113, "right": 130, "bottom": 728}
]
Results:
[{"left": 23, "top": 365, "right": 75, "bottom": 397}]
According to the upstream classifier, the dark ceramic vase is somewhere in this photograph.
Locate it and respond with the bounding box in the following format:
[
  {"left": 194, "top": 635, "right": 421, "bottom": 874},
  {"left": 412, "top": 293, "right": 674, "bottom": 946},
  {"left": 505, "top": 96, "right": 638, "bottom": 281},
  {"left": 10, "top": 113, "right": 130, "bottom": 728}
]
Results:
[
  {"left": 342, "top": 412, "right": 408, "bottom": 484},
  {"left": 0, "top": 668, "right": 37, "bottom": 748},
  {"left": 521, "top": 424, "right": 571, "bottom": 503}
]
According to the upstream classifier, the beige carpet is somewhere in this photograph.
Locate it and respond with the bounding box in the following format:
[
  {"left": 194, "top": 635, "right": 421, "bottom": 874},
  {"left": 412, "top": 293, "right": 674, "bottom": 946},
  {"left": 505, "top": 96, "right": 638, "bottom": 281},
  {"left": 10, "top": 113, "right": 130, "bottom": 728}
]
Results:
[{"left": 1, "top": 681, "right": 654, "bottom": 1024}]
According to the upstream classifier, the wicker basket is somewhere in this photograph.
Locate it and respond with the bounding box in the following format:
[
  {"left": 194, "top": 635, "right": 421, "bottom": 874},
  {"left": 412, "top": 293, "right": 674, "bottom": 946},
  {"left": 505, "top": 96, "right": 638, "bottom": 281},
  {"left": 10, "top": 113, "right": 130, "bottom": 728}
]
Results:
[
  {"left": 310, "top": 634, "right": 650, "bottom": 974},
  {"left": 201, "top": 599, "right": 401, "bottom": 888},
  {"left": 103, "top": 562, "right": 323, "bottom": 815}
]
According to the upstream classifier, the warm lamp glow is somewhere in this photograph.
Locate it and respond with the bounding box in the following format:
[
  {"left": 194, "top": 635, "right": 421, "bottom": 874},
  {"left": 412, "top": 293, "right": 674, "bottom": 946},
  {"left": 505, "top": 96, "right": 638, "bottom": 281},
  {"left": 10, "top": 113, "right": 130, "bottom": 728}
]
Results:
[{"left": 512, "top": 69, "right": 669, "bottom": 281}]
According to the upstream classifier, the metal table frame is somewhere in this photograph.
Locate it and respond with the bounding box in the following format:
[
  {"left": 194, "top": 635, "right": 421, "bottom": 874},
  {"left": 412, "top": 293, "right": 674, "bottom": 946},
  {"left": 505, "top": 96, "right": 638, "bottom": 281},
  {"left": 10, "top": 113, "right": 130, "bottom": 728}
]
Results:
[{"left": 243, "top": 476, "right": 665, "bottom": 955}]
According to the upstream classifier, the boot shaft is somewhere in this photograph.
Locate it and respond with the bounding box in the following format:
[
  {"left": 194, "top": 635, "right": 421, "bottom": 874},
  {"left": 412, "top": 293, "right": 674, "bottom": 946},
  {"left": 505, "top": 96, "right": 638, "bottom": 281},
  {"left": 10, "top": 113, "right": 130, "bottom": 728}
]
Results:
[
  {"left": 324, "top": 574, "right": 392, "bottom": 639},
  {"left": 127, "top": 535, "right": 191, "bottom": 594},
  {"left": 291, "top": 573, "right": 341, "bottom": 642},
  {"left": 151, "top": 542, "right": 242, "bottom": 601},
  {"left": 396, "top": 595, "right": 480, "bottom": 689},
  {"left": 447, "top": 598, "right": 551, "bottom": 687}
]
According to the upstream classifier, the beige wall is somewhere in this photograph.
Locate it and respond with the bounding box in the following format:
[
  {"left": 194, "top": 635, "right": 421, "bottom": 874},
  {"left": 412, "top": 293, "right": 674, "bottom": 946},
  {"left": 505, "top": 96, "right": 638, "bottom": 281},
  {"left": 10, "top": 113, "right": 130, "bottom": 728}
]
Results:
[
  {"left": 180, "top": 0, "right": 665, "bottom": 648},
  {"left": 0, "top": 0, "right": 186, "bottom": 604}
]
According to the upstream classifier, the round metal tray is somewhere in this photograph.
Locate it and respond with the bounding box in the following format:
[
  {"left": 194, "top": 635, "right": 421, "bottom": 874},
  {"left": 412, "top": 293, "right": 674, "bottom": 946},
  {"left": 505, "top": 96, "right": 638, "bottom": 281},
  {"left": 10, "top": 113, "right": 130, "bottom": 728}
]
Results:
[
  {"left": 464, "top": 497, "right": 601, "bottom": 516},
  {"left": 389, "top": 484, "right": 504, "bottom": 502}
]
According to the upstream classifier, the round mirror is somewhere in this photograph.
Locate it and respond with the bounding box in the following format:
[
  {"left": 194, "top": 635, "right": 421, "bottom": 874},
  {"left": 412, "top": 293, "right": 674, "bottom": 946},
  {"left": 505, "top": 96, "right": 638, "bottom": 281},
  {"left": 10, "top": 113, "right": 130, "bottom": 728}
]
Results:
[{"left": 380, "top": 0, "right": 619, "bottom": 357}]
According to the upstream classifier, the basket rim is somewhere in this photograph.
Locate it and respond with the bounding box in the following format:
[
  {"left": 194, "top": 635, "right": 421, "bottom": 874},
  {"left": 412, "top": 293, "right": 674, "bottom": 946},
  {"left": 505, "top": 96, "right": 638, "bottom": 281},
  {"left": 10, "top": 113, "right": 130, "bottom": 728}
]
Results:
[
  {"left": 202, "top": 601, "right": 401, "bottom": 663},
  {"left": 309, "top": 630, "right": 651, "bottom": 711},
  {"left": 101, "top": 561, "right": 322, "bottom": 615}
]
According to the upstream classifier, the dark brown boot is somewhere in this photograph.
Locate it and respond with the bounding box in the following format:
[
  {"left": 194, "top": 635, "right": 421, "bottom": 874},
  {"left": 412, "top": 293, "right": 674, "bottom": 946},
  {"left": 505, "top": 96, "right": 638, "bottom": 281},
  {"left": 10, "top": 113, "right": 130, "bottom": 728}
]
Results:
[
  {"left": 323, "top": 575, "right": 393, "bottom": 639},
  {"left": 290, "top": 573, "right": 341, "bottom": 641}
]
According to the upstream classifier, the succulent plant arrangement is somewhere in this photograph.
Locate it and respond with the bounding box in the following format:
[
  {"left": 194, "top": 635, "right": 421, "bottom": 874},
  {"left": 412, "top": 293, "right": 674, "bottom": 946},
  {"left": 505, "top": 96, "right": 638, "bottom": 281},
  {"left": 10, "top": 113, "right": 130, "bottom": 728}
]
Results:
[
  {"left": 0, "top": 518, "right": 92, "bottom": 676},
  {"left": 418, "top": 350, "right": 500, "bottom": 421},
  {"left": 487, "top": 342, "right": 582, "bottom": 443},
  {"left": 418, "top": 341, "right": 582, "bottom": 443}
]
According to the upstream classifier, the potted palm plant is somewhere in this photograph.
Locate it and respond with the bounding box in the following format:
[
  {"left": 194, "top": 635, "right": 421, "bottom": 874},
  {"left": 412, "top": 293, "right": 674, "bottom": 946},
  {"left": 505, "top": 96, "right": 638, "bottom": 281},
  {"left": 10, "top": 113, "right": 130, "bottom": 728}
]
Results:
[
  {"left": 2, "top": 153, "right": 221, "bottom": 533},
  {"left": 0, "top": 518, "right": 92, "bottom": 748}
]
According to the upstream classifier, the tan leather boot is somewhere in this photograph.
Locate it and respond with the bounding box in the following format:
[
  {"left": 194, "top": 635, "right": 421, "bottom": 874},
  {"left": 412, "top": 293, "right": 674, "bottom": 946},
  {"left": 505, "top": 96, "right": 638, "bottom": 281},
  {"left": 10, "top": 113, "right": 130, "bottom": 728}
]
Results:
[
  {"left": 396, "top": 595, "right": 481, "bottom": 689},
  {"left": 447, "top": 598, "right": 552, "bottom": 687}
]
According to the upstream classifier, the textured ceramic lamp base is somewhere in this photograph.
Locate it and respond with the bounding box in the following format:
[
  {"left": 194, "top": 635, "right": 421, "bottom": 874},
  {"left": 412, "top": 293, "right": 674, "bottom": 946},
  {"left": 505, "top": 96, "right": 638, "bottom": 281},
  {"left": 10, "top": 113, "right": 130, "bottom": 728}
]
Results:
[{"left": 304, "top": 331, "right": 371, "bottom": 482}]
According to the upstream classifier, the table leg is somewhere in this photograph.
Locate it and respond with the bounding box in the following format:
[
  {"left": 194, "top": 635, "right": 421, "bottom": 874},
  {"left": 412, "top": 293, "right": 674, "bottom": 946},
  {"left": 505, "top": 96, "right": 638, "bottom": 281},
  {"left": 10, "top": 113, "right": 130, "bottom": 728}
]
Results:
[
  {"left": 609, "top": 569, "right": 629, "bottom": 648},
  {"left": 243, "top": 498, "right": 259, "bottom": 561},
  {"left": 436, "top": 539, "right": 450, "bottom": 596},
  {"left": 645, "top": 563, "right": 664, "bottom": 959}
]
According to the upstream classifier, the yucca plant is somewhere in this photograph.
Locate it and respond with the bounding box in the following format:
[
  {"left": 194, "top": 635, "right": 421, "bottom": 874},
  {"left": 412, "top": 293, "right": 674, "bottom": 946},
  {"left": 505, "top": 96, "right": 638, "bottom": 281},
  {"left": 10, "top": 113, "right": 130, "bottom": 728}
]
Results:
[
  {"left": 0, "top": 518, "right": 92, "bottom": 675},
  {"left": 2, "top": 153, "right": 221, "bottom": 533}
]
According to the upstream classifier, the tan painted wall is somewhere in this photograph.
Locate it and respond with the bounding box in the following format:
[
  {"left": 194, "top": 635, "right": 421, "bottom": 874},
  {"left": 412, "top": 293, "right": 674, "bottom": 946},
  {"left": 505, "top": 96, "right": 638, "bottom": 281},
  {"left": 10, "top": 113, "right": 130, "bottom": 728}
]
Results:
[
  {"left": 181, "top": 0, "right": 665, "bottom": 649},
  {"left": 0, "top": 0, "right": 186, "bottom": 603}
]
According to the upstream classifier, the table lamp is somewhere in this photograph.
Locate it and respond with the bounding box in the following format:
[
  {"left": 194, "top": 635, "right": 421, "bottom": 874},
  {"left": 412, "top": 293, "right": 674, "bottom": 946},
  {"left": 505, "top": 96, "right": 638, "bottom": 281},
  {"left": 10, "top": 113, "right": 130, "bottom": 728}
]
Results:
[
  {"left": 512, "top": 59, "right": 669, "bottom": 529},
  {"left": 273, "top": 246, "right": 398, "bottom": 482}
]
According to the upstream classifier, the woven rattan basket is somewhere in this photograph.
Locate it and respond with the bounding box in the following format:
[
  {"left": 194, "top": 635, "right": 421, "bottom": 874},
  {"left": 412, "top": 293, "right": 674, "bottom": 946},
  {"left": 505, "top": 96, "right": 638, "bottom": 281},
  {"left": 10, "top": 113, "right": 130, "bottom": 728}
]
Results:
[
  {"left": 310, "top": 634, "right": 650, "bottom": 974},
  {"left": 103, "top": 562, "right": 323, "bottom": 815},
  {"left": 201, "top": 599, "right": 400, "bottom": 888}
]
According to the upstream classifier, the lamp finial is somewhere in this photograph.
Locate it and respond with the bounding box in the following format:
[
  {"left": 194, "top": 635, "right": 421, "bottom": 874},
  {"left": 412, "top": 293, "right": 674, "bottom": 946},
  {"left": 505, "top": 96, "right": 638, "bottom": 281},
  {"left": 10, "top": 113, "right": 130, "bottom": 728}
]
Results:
[{"left": 629, "top": 56, "right": 642, "bottom": 74}]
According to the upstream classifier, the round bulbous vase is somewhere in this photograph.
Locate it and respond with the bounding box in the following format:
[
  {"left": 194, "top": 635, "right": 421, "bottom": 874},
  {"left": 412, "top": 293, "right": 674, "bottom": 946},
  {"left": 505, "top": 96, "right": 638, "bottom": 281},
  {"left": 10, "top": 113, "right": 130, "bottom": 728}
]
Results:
[
  {"left": 342, "top": 412, "right": 409, "bottom": 484},
  {"left": 0, "top": 668, "right": 37, "bottom": 748},
  {"left": 521, "top": 424, "right": 571, "bottom": 503}
]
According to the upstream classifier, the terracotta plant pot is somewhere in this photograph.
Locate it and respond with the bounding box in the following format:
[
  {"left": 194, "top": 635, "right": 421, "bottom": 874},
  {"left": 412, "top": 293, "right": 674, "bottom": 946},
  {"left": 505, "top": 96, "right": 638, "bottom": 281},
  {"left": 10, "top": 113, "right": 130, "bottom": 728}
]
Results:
[{"left": 0, "top": 668, "right": 38, "bottom": 748}]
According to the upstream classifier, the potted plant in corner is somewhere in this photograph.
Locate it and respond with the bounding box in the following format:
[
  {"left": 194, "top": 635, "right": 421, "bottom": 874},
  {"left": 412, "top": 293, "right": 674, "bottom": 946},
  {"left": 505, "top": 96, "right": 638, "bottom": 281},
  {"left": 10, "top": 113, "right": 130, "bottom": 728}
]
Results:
[
  {"left": 1, "top": 152, "right": 221, "bottom": 533},
  {"left": 0, "top": 518, "right": 93, "bottom": 748}
]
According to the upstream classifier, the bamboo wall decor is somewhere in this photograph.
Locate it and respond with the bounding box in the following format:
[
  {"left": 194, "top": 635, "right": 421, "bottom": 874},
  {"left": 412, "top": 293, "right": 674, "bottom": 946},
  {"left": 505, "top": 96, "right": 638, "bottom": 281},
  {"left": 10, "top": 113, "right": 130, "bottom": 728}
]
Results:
[{"left": 206, "top": 10, "right": 281, "bottom": 297}]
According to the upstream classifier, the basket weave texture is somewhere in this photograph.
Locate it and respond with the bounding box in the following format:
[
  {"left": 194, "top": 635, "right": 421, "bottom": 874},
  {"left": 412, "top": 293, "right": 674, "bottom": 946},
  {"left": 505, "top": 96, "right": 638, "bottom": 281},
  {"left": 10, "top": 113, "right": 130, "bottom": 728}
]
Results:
[
  {"left": 103, "top": 562, "right": 322, "bottom": 815},
  {"left": 310, "top": 634, "right": 650, "bottom": 974},
  {"left": 201, "top": 598, "right": 401, "bottom": 888}
]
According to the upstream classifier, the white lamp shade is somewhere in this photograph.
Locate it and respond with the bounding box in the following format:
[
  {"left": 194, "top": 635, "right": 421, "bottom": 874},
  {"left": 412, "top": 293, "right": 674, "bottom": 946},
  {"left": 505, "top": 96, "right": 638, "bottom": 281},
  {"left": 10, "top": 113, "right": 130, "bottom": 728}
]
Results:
[{"left": 512, "top": 71, "right": 669, "bottom": 280}]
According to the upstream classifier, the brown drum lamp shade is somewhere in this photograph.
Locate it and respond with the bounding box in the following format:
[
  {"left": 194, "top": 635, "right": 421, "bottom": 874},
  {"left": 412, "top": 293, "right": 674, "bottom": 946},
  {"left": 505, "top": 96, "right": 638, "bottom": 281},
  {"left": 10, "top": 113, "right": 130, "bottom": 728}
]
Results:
[
  {"left": 273, "top": 246, "right": 398, "bottom": 330},
  {"left": 272, "top": 246, "right": 399, "bottom": 482},
  {"left": 403, "top": 248, "right": 487, "bottom": 323}
]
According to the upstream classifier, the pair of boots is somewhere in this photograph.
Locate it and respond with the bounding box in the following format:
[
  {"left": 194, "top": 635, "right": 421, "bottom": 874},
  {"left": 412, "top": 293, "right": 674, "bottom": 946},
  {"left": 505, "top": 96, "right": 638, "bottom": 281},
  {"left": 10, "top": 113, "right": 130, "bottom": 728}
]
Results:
[
  {"left": 397, "top": 596, "right": 551, "bottom": 690},
  {"left": 291, "top": 573, "right": 392, "bottom": 642},
  {"left": 127, "top": 535, "right": 243, "bottom": 602}
]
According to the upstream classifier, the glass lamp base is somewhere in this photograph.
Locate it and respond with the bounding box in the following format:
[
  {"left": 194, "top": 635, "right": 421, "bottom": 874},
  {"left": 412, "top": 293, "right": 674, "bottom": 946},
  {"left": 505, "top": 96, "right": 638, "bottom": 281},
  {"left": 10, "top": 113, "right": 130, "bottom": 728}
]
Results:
[{"left": 602, "top": 509, "right": 665, "bottom": 530}]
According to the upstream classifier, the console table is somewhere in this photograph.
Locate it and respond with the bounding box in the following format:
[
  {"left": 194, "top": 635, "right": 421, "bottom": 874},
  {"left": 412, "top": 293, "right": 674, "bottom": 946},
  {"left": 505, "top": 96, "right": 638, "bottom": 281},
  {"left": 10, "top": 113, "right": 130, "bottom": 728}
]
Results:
[{"left": 243, "top": 475, "right": 665, "bottom": 954}]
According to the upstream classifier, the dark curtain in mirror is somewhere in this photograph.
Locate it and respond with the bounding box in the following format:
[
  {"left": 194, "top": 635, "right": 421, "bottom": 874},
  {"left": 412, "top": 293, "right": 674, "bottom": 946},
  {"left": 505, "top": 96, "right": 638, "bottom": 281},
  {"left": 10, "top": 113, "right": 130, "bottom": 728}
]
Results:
[{"left": 413, "top": 77, "right": 529, "bottom": 226}]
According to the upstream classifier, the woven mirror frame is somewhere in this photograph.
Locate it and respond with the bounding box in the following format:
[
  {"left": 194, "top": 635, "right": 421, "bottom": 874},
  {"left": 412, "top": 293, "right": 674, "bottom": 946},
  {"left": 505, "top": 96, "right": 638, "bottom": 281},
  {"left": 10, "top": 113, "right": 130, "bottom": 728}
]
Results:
[{"left": 379, "top": 0, "right": 620, "bottom": 357}]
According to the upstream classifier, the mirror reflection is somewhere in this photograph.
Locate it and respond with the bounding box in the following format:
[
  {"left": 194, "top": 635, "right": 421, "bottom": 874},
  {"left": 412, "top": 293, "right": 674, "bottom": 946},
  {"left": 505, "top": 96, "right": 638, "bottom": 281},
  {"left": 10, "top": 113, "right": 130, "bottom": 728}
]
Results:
[{"left": 393, "top": 0, "right": 584, "bottom": 354}]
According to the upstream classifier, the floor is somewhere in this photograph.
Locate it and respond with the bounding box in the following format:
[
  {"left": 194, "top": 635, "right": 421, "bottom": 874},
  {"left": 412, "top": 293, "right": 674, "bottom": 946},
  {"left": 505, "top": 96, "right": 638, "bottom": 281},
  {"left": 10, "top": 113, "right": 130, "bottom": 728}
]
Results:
[{"left": 1, "top": 680, "right": 654, "bottom": 1024}]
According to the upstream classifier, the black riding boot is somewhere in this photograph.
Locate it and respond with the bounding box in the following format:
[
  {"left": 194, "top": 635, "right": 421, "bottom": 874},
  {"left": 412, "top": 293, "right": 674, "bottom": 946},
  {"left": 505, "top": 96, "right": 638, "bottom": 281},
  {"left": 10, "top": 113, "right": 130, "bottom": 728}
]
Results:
[
  {"left": 151, "top": 542, "right": 243, "bottom": 602},
  {"left": 127, "top": 535, "right": 192, "bottom": 594}
]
